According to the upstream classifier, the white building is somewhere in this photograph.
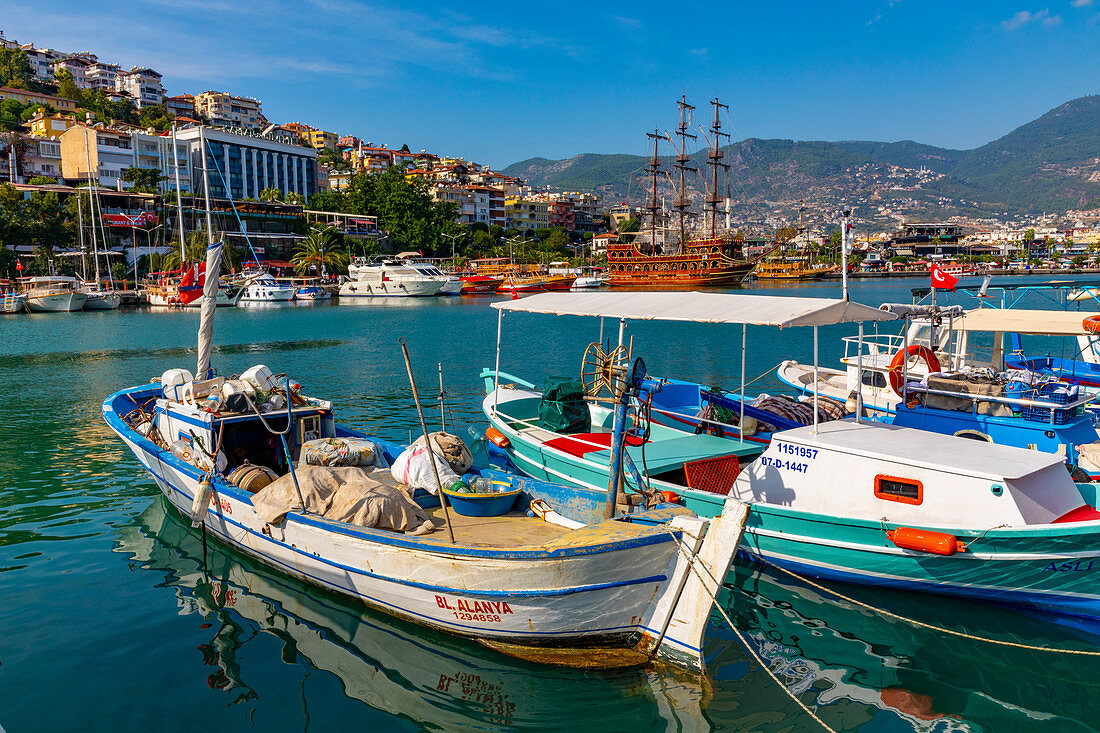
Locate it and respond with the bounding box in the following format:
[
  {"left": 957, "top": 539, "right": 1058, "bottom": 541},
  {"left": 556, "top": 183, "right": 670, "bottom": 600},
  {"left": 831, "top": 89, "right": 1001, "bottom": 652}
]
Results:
[
  {"left": 20, "top": 45, "right": 61, "bottom": 82},
  {"left": 115, "top": 67, "right": 164, "bottom": 108},
  {"left": 131, "top": 131, "right": 193, "bottom": 194},
  {"left": 49, "top": 55, "right": 91, "bottom": 88},
  {"left": 85, "top": 61, "right": 121, "bottom": 92},
  {"left": 174, "top": 125, "right": 318, "bottom": 199}
]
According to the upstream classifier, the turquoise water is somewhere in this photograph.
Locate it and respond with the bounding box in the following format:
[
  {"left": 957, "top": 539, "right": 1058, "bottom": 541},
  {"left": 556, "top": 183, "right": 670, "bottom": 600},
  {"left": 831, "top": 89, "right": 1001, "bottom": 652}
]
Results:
[{"left": 4, "top": 276, "right": 1100, "bottom": 731}]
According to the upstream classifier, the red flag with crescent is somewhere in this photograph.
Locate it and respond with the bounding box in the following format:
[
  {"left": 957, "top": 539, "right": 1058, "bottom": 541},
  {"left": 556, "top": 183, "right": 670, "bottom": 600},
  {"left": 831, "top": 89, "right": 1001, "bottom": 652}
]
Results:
[
  {"left": 930, "top": 263, "right": 958, "bottom": 291},
  {"left": 178, "top": 261, "right": 207, "bottom": 304}
]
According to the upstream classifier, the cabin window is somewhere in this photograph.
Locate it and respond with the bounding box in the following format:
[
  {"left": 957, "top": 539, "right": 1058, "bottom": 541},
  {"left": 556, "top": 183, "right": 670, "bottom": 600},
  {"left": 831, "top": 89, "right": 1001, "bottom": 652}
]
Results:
[
  {"left": 874, "top": 474, "right": 923, "bottom": 505},
  {"left": 861, "top": 371, "right": 887, "bottom": 388}
]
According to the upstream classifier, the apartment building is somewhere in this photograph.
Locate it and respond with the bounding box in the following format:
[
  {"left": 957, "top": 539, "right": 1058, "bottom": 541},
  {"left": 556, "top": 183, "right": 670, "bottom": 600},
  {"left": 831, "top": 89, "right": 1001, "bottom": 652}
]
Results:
[
  {"left": 0, "top": 86, "right": 77, "bottom": 113},
  {"left": 85, "top": 60, "right": 121, "bottom": 91},
  {"left": 193, "top": 91, "right": 263, "bottom": 129},
  {"left": 131, "top": 131, "right": 193, "bottom": 193},
  {"left": 505, "top": 197, "right": 549, "bottom": 231},
  {"left": 165, "top": 94, "right": 196, "bottom": 119},
  {"left": 175, "top": 125, "right": 319, "bottom": 200},
  {"left": 50, "top": 55, "right": 91, "bottom": 87},
  {"left": 59, "top": 124, "right": 137, "bottom": 189},
  {"left": 304, "top": 128, "right": 338, "bottom": 151},
  {"left": 22, "top": 138, "right": 63, "bottom": 180},
  {"left": 547, "top": 200, "right": 575, "bottom": 230},
  {"left": 115, "top": 67, "right": 164, "bottom": 108},
  {"left": 21, "top": 46, "right": 61, "bottom": 82}
]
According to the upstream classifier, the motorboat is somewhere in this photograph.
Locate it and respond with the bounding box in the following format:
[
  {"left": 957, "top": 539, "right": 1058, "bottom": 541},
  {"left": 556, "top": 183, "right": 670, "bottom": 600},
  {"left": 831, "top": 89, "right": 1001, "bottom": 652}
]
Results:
[
  {"left": 395, "top": 253, "right": 462, "bottom": 295},
  {"left": 239, "top": 272, "right": 295, "bottom": 303},
  {"left": 295, "top": 285, "right": 331, "bottom": 301},
  {"left": 146, "top": 275, "right": 243, "bottom": 307},
  {"left": 1, "top": 281, "right": 26, "bottom": 313},
  {"left": 777, "top": 305, "right": 1100, "bottom": 479},
  {"left": 21, "top": 276, "right": 87, "bottom": 312},
  {"left": 340, "top": 258, "right": 444, "bottom": 298},
  {"left": 458, "top": 274, "right": 504, "bottom": 294},
  {"left": 481, "top": 291, "right": 1100, "bottom": 622},
  {"left": 80, "top": 281, "right": 122, "bottom": 310}
]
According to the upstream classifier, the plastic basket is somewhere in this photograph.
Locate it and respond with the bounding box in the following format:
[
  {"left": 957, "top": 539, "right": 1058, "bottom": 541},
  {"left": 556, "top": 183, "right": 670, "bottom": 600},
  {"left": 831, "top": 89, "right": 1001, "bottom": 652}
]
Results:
[
  {"left": 1021, "top": 385, "right": 1078, "bottom": 425},
  {"left": 441, "top": 483, "right": 520, "bottom": 517}
]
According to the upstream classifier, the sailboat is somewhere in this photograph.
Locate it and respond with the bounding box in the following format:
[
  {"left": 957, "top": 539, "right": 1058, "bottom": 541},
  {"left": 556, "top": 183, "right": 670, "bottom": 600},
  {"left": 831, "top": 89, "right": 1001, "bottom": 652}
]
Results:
[
  {"left": 606, "top": 97, "right": 758, "bottom": 288},
  {"left": 78, "top": 134, "right": 121, "bottom": 310}
]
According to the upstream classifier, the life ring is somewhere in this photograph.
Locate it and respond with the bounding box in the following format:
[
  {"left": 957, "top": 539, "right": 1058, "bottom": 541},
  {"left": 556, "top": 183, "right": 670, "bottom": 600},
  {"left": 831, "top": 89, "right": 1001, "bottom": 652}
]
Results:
[
  {"left": 1083, "top": 315, "right": 1100, "bottom": 334},
  {"left": 888, "top": 345, "right": 940, "bottom": 397}
]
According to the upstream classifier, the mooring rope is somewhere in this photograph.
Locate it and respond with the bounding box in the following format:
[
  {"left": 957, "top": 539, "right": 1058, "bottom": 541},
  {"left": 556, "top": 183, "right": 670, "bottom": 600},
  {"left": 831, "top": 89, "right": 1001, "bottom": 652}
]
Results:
[
  {"left": 665, "top": 529, "right": 837, "bottom": 733},
  {"left": 756, "top": 557, "right": 1100, "bottom": 657}
]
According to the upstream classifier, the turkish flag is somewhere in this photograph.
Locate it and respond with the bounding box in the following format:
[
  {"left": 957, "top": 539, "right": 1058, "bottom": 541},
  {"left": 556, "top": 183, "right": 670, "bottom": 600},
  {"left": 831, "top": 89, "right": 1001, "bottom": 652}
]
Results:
[
  {"left": 178, "top": 261, "right": 207, "bottom": 304},
  {"left": 930, "top": 263, "right": 958, "bottom": 291}
]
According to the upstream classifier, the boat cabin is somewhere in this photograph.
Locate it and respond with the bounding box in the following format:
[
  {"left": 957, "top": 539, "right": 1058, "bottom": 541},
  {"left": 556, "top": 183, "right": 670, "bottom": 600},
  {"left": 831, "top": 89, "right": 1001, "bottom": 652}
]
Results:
[{"left": 732, "top": 421, "right": 1094, "bottom": 529}]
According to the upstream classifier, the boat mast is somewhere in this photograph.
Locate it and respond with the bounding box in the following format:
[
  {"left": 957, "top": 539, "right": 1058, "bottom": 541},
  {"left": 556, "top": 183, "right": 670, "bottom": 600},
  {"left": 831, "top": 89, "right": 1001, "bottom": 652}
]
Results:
[
  {"left": 83, "top": 131, "right": 102, "bottom": 288},
  {"left": 672, "top": 95, "right": 696, "bottom": 252},
  {"left": 645, "top": 128, "right": 668, "bottom": 254},
  {"left": 201, "top": 126, "right": 214, "bottom": 247},
  {"left": 171, "top": 124, "right": 186, "bottom": 264},
  {"left": 705, "top": 98, "right": 729, "bottom": 240}
]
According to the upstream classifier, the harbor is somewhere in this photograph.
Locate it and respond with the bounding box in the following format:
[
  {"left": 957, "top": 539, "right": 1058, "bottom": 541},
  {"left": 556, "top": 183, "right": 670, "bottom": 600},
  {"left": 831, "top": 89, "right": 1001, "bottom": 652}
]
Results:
[{"left": 6, "top": 274, "right": 1100, "bottom": 731}]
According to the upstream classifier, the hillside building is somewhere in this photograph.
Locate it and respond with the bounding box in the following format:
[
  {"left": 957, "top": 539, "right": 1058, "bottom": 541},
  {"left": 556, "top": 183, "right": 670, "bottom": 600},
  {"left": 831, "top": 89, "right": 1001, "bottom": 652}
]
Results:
[{"left": 193, "top": 91, "right": 263, "bottom": 129}]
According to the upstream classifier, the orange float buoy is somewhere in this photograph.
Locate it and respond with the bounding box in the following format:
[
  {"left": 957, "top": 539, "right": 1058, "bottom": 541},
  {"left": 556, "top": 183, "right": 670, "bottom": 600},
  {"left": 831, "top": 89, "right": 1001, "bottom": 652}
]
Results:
[
  {"left": 887, "top": 527, "right": 963, "bottom": 556},
  {"left": 1083, "top": 315, "right": 1100, "bottom": 334},
  {"left": 887, "top": 345, "right": 940, "bottom": 397},
  {"left": 485, "top": 427, "right": 510, "bottom": 449}
]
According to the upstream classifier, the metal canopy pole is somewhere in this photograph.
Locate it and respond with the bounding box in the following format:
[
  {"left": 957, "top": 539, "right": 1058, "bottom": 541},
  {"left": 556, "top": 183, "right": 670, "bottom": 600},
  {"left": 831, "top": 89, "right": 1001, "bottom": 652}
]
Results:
[
  {"left": 856, "top": 322, "right": 864, "bottom": 423},
  {"left": 740, "top": 324, "right": 746, "bottom": 439},
  {"left": 617, "top": 317, "right": 626, "bottom": 348},
  {"left": 813, "top": 326, "right": 819, "bottom": 433},
  {"left": 493, "top": 308, "right": 503, "bottom": 412}
]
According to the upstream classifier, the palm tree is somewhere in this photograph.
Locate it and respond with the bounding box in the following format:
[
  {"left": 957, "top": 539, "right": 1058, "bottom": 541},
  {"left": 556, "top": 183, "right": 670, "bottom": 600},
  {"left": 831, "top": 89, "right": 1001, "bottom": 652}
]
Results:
[
  {"left": 291, "top": 226, "right": 349, "bottom": 275},
  {"left": 162, "top": 227, "right": 237, "bottom": 271}
]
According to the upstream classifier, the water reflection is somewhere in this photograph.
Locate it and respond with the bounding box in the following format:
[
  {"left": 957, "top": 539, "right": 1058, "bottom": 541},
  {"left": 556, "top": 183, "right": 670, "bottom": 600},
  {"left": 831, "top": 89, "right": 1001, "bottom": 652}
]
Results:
[{"left": 116, "top": 497, "right": 710, "bottom": 731}]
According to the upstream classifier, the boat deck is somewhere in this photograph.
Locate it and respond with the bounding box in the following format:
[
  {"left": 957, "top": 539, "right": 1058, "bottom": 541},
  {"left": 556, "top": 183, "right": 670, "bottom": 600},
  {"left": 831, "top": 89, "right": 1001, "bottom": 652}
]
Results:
[
  {"left": 420, "top": 508, "right": 571, "bottom": 547},
  {"left": 417, "top": 505, "right": 685, "bottom": 549}
]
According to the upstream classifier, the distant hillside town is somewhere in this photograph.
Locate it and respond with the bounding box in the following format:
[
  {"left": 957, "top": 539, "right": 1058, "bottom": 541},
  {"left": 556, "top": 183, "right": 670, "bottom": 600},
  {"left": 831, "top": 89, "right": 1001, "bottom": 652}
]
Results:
[{"left": 2, "top": 27, "right": 1100, "bottom": 279}]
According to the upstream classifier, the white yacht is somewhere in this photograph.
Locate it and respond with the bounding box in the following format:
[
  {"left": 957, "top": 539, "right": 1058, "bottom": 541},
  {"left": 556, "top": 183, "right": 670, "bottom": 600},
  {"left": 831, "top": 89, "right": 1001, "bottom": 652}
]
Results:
[
  {"left": 339, "top": 258, "right": 443, "bottom": 298},
  {"left": 80, "top": 282, "right": 122, "bottom": 310},
  {"left": 395, "top": 253, "right": 462, "bottom": 295},
  {"left": 239, "top": 272, "right": 295, "bottom": 303},
  {"left": 21, "top": 276, "right": 88, "bottom": 312}
]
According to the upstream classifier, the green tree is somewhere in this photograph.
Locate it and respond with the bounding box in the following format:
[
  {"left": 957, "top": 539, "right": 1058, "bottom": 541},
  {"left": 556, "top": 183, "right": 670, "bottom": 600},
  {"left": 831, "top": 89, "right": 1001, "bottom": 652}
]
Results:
[
  {"left": 54, "top": 69, "right": 81, "bottom": 103},
  {"left": 1023, "top": 228, "right": 1036, "bottom": 243},
  {"left": 259, "top": 187, "right": 282, "bottom": 203},
  {"left": 0, "top": 49, "right": 36, "bottom": 90},
  {"left": 617, "top": 217, "right": 640, "bottom": 233},
  {"left": 291, "top": 226, "right": 349, "bottom": 275},
  {"left": 776, "top": 225, "right": 798, "bottom": 243},
  {"left": 122, "top": 167, "right": 164, "bottom": 193},
  {"left": 27, "top": 175, "right": 57, "bottom": 185},
  {"left": 544, "top": 226, "right": 570, "bottom": 252}
]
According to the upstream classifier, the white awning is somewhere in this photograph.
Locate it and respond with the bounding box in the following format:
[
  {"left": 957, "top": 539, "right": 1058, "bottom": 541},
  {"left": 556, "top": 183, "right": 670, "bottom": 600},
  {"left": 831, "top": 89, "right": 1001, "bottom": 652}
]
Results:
[
  {"left": 954, "top": 308, "right": 1098, "bottom": 336},
  {"left": 492, "top": 292, "right": 898, "bottom": 328}
]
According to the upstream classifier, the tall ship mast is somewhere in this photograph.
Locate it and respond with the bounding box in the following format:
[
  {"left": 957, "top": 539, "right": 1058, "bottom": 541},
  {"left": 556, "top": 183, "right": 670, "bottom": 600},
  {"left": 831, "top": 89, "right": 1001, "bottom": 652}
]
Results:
[{"left": 606, "top": 95, "right": 760, "bottom": 289}]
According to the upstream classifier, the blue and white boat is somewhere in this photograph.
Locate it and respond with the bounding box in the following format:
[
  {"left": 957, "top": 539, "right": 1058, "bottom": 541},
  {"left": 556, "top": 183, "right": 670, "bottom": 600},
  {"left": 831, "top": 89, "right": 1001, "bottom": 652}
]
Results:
[{"left": 102, "top": 243, "right": 748, "bottom": 675}]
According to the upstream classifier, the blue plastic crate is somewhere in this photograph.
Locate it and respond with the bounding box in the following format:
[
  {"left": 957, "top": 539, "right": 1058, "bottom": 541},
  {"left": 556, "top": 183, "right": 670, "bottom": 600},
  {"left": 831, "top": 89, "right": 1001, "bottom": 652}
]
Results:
[{"left": 1020, "top": 383, "right": 1079, "bottom": 425}]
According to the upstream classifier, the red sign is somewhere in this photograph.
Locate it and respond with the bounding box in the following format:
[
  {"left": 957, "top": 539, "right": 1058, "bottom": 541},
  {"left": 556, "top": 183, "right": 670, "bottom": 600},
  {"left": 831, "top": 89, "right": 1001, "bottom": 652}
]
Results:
[
  {"left": 15, "top": 261, "right": 23, "bottom": 271},
  {"left": 101, "top": 212, "right": 157, "bottom": 227}
]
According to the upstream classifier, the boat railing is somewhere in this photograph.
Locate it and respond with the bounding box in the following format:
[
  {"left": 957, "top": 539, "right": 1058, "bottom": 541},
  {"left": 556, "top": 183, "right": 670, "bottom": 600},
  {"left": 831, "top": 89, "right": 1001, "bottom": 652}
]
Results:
[
  {"left": 841, "top": 334, "right": 976, "bottom": 373},
  {"left": 904, "top": 383, "right": 1094, "bottom": 424}
]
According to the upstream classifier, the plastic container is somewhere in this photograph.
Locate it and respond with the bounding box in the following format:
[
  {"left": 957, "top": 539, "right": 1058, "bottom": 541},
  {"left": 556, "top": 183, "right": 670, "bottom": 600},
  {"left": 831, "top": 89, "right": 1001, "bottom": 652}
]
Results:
[
  {"left": 161, "top": 368, "right": 194, "bottom": 401},
  {"left": 442, "top": 483, "right": 520, "bottom": 517},
  {"left": 241, "top": 364, "right": 278, "bottom": 394}
]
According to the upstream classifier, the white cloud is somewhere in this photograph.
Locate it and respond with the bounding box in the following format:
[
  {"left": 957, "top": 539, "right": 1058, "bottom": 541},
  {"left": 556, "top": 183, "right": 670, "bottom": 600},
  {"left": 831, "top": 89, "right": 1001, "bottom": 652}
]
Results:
[
  {"left": 608, "top": 15, "right": 642, "bottom": 29},
  {"left": 1000, "top": 8, "right": 1061, "bottom": 30},
  {"left": 1071, "top": 0, "right": 1093, "bottom": 7}
]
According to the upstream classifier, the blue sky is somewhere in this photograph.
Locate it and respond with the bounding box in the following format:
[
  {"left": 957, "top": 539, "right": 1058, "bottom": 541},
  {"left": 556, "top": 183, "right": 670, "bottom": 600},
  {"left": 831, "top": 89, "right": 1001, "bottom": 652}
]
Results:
[{"left": 6, "top": 1, "right": 1100, "bottom": 167}]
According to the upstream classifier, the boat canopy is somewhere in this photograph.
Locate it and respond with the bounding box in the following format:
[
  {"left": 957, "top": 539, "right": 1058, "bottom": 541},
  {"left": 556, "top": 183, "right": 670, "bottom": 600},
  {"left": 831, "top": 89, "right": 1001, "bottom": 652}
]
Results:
[
  {"left": 954, "top": 308, "right": 1096, "bottom": 336},
  {"left": 492, "top": 292, "right": 898, "bottom": 328}
]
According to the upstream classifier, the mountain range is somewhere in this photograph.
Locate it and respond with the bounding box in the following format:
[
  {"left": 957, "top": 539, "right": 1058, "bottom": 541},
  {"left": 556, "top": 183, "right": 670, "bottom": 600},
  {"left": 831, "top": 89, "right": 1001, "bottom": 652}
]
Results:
[{"left": 502, "top": 96, "right": 1100, "bottom": 225}]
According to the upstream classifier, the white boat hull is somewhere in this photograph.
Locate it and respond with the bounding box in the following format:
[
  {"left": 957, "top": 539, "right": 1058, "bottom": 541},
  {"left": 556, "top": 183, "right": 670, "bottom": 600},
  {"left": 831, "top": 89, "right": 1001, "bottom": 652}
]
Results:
[
  {"left": 339, "top": 280, "right": 443, "bottom": 297},
  {"left": 83, "top": 291, "right": 122, "bottom": 310},
  {"left": 26, "top": 291, "right": 87, "bottom": 312}
]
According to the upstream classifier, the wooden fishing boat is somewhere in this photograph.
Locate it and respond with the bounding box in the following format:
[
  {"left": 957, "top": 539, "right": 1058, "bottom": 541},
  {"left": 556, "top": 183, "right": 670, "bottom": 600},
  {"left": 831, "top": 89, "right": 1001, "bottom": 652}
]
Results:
[
  {"left": 103, "top": 242, "right": 748, "bottom": 675},
  {"left": 753, "top": 258, "right": 834, "bottom": 281},
  {"left": 458, "top": 274, "right": 504, "bottom": 294},
  {"left": 483, "top": 292, "right": 1100, "bottom": 621}
]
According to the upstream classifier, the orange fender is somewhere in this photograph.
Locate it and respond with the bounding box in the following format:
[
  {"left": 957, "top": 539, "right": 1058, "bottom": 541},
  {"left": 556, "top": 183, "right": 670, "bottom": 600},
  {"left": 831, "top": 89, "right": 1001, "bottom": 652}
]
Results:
[
  {"left": 485, "top": 427, "right": 510, "bottom": 449},
  {"left": 1083, "top": 315, "right": 1100, "bottom": 334},
  {"left": 888, "top": 345, "right": 940, "bottom": 397},
  {"left": 887, "top": 527, "right": 963, "bottom": 556}
]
